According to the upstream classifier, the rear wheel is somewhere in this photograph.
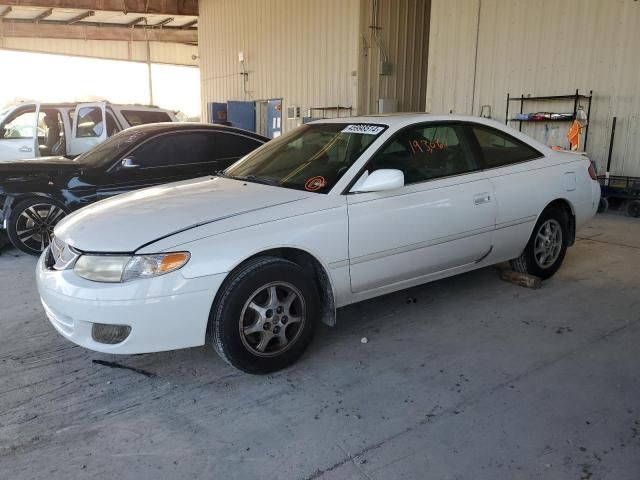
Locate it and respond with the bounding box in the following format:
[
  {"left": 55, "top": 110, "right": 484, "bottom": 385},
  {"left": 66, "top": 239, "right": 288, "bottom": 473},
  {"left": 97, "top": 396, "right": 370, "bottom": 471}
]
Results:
[
  {"left": 510, "top": 206, "right": 569, "bottom": 279},
  {"left": 7, "top": 198, "right": 68, "bottom": 255},
  {"left": 210, "top": 256, "right": 320, "bottom": 374},
  {"left": 626, "top": 200, "right": 640, "bottom": 218}
]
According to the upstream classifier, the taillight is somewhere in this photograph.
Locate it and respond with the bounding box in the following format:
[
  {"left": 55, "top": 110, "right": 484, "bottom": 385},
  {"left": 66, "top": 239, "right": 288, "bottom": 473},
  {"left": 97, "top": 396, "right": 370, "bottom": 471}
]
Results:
[{"left": 588, "top": 163, "right": 598, "bottom": 181}]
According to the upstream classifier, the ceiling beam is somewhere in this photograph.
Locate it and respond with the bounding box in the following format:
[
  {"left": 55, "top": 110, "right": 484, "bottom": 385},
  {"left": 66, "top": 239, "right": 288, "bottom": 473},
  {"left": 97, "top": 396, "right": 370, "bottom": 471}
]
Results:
[
  {"left": 0, "top": 1, "right": 198, "bottom": 16},
  {"left": 152, "top": 17, "right": 174, "bottom": 27},
  {"left": 1, "top": 20, "right": 197, "bottom": 43},
  {"left": 0, "top": 6, "right": 12, "bottom": 17},
  {"left": 126, "top": 16, "right": 145, "bottom": 26},
  {"left": 33, "top": 7, "right": 53, "bottom": 21},
  {"left": 180, "top": 19, "right": 197, "bottom": 29},
  {"left": 67, "top": 10, "right": 95, "bottom": 23}
]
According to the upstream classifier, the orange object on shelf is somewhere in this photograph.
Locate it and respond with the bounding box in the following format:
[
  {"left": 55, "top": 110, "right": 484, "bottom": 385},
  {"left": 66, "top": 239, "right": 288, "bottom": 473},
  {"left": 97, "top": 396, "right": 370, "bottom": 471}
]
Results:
[{"left": 566, "top": 120, "right": 582, "bottom": 151}]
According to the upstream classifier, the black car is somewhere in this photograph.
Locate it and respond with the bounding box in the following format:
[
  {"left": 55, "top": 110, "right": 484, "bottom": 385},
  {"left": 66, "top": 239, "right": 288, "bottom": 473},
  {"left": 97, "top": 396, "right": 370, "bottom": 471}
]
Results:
[{"left": 0, "top": 123, "right": 268, "bottom": 255}]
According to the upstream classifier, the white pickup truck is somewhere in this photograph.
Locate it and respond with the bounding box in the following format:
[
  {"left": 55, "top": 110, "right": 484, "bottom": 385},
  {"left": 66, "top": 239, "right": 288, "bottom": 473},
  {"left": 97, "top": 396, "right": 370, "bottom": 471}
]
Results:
[{"left": 0, "top": 102, "right": 177, "bottom": 161}]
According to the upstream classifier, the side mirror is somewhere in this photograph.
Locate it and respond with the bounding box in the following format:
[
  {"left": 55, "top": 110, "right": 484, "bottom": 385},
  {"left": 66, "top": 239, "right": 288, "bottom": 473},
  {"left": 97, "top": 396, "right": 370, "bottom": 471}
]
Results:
[
  {"left": 352, "top": 169, "right": 404, "bottom": 193},
  {"left": 121, "top": 157, "right": 139, "bottom": 169}
]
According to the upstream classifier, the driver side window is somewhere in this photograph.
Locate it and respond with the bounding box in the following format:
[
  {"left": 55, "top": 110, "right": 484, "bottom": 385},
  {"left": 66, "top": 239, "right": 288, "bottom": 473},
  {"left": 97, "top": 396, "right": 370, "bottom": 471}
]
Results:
[
  {"left": 2, "top": 109, "right": 38, "bottom": 139},
  {"left": 367, "top": 123, "right": 478, "bottom": 185}
]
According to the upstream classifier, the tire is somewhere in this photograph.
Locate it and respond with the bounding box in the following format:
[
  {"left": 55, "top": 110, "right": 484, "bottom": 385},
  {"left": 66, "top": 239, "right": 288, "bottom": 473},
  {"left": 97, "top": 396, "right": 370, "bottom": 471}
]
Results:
[
  {"left": 210, "top": 256, "right": 320, "bottom": 374},
  {"left": 6, "top": 198, "right": 68, "bottom": 256},
  {"left": 626, "top": 200, "right": 640, "bottom": 218},
  {"left": 0, "top": 231, "right": 9, "bottom": 252},
  {"left": 598, "top": 197, "right": 609, "bottom": 214},
  {"left": 510, "top": 205, "right": 569, "bottom": 280}
]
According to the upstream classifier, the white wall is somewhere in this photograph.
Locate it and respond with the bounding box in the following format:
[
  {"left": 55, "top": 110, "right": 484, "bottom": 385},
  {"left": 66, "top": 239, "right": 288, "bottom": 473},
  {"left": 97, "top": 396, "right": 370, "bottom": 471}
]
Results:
[
  {"left": 198, "top": 0, "right": 361, "bottom": 132},
  {"left": 427, "top": 0, "right": 640, "bottom": 176}
]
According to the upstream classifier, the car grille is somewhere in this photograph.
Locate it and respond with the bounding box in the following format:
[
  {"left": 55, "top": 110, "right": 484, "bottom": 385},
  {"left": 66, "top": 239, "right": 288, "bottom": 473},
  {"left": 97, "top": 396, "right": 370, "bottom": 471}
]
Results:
[{"left": 47, "top": 236, "right": 80, "bottom": 271}]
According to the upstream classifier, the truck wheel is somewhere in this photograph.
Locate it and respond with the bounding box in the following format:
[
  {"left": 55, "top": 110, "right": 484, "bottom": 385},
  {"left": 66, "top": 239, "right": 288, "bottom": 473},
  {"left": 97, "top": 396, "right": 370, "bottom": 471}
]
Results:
[
  {"left": 510, "top": 205, "right": 569, "bottom": 280},
  {"left": 210, "top": 256, "right": 320, "bottom": 374},
  {"left": 7, "top": 198, "right": 68, "bottom": 255},
  {"left": 627, "top": 200, "right": 640, "bottom": 218}
]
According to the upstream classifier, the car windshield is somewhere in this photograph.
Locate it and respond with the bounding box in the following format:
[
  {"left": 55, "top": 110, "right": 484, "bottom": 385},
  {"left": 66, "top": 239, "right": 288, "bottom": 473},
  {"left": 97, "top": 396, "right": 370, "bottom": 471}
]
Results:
[
  {"left": 223, "top": 123, "right": 386, "bottom": 193},
  {"left": 73, "top": 128, "right": 148, "bottom": 167}
]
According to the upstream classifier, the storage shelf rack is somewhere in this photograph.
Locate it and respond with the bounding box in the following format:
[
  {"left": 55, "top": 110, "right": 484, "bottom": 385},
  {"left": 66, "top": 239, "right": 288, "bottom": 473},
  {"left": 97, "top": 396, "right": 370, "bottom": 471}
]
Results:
[{"left": 505, "top": 89, "right": 593, "bottom": 150}]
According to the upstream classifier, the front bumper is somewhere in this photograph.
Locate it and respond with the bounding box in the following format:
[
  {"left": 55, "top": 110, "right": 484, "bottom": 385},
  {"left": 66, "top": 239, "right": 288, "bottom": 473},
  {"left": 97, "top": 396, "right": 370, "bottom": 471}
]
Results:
[{"left": 36, "top": 250, "right": 225, "bottom": 354}]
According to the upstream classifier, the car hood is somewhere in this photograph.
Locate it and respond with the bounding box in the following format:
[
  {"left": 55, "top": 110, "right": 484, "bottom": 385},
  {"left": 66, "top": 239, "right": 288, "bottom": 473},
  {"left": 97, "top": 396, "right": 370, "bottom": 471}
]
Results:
[
  {"left": 55, "top": 176, "right": 313, "bottom": 252},
  {"left": 0, "top": 156, "right": 81, "bottom": 179}
]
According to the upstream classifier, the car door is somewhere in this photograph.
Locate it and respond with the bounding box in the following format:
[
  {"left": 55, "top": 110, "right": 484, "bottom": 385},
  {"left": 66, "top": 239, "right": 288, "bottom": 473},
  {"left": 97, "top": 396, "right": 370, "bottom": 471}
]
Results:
[
  {"left": 347, "top": 122, "right": 496, "bottom": 294},
  {"left": 0, "top": 103, "right": 41, "bottom": 160},
  {"left": 67, "top": 102, "right": 107, "bottom": 157},
  {"left": 467, "top": 124, "right": 547, "bottom": 261},
  {"left": 96, "top": 130, "right": 263, "bottom": 200}
]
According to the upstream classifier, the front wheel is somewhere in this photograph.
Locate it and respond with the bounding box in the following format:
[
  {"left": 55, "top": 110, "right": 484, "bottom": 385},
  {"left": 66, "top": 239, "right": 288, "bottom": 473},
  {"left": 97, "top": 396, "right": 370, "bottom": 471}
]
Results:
[
  {"left": 210, "top": 256, "right": 320, "bottom": 374},
  {"left": 510, "top": 206, "right": 569, "bottom": 279},
  {"left": 7, "top": 198, "right": 68, "bottom": 255}
]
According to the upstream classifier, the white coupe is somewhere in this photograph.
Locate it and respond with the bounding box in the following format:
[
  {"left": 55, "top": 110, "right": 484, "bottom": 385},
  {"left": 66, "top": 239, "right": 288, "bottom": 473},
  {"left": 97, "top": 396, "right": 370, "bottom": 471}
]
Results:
[{"left": 36, "top": 115, "right": 600, "bottom": 373}]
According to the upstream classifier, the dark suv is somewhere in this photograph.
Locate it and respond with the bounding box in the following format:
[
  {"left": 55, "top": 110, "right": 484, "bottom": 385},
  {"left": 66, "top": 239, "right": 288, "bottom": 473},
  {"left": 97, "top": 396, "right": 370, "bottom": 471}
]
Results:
[{"left": 0, "top": 123, "right": 268, "bottom": 255}]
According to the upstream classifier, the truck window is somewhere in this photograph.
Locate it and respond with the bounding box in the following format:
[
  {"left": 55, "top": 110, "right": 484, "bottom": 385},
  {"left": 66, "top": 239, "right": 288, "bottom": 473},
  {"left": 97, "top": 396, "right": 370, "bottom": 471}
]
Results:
[
  {"left": 2, "top": 109, "right": 38, "bottom": 139},
  {"left": 75, "top": 106, "right": 104, "bottom": 138}
]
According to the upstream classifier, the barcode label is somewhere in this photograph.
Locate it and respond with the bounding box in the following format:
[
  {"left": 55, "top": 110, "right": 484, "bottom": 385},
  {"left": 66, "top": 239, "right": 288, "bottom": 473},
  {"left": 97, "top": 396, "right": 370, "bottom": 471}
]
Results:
[{"left": 341, "top": 124, "right": 385, "bottom": 135}]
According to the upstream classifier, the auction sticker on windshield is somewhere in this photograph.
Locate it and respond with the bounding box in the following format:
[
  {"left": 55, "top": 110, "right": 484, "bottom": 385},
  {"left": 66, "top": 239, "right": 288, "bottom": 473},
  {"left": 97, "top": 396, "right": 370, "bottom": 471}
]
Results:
[
  {"left": 304, "top": 176, "right": 327, "bottom": 191},
  {"left": 341, "top": 124, "right": 385, "bottom": 135}
]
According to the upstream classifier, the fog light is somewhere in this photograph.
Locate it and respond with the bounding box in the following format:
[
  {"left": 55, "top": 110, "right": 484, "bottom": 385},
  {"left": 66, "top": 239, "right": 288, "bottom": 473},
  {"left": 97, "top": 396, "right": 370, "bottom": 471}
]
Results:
[{"left": 91, "top": 323, "right": 131, "bottom": 344}]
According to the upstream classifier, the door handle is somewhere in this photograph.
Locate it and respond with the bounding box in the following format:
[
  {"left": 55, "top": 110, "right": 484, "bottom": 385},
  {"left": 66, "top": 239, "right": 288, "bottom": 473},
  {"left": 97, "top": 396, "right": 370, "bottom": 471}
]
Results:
[
  {"left": 19, "top": 146, "right": 33, "bottom": 152},
  {"left": 474, "top": 192, "right": 491, "bottom": 205}
]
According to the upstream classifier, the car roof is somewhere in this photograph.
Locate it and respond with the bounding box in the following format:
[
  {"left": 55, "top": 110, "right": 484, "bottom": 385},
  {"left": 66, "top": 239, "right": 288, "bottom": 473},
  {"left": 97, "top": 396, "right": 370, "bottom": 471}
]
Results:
[
  {"left": 309, "top": 113, "right": 552, "bottom": 153},
  {"left": 310, "top": 113, "right": 498, "bottom": 126},
  {"left": 123, "top": 122, "right": 270, "bottom": 141}
]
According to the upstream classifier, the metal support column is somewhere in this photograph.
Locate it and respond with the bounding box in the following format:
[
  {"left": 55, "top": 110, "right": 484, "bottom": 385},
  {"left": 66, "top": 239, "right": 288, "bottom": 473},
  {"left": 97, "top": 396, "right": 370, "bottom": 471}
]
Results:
[{"left": 145, "top": 24, "right": 154, "bottom": 105}]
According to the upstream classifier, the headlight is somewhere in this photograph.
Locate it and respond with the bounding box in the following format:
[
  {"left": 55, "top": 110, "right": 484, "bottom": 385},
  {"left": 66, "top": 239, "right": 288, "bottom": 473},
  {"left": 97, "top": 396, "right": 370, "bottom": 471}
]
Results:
[
  {"left": 73, "top": 255, "right": 130, "bottom": 282},
  {"left": 74, "top": 252, "right": 190, "bottom": 283}
]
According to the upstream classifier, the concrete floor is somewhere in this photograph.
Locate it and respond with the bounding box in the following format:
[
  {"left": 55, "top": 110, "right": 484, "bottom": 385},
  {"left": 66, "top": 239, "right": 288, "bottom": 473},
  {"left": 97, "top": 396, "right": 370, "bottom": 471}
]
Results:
[{"left": 0, "top": 213, "right": 639, "bottom": 480}]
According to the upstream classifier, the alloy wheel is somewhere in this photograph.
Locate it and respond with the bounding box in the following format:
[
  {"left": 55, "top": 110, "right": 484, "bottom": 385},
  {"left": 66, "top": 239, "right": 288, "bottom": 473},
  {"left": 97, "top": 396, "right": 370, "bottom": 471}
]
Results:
[
  {"left": 533, "top": 219, "right": 563, "bottom": 269},
  {"left": 15, "top": 203, "right": 66, "bottom": 252},
  {"left": 239, "top": 282, "right": 306, "bottom": 357}
]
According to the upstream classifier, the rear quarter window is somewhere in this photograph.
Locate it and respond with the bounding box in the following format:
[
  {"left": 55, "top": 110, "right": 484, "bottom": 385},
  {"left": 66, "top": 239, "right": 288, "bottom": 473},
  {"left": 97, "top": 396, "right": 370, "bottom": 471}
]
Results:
[
  {"left": 121, "top": 110, "right": 172, "bottom": 126},
  {"left": 471, "top": 125, "right": 541, "bottom": 168}
]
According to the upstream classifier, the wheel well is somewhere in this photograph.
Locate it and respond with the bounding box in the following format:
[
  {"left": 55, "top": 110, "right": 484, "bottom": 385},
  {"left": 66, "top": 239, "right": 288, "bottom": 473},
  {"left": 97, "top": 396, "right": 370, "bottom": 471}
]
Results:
[
  {"left": 545, "top": 199, "right": 576, "bottom": 246},
  {"left": 217, "top": 248, "right": 337, "bottom": 328},
  {"left": 2, "top": 194, "right": 63, "bottom": 223}
]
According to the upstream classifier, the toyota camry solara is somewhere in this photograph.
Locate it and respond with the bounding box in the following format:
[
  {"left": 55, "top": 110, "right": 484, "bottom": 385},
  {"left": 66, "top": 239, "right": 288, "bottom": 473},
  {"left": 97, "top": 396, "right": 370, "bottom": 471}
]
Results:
[{"left": 36, "top": 115, "right": 600, "bottom": 373}]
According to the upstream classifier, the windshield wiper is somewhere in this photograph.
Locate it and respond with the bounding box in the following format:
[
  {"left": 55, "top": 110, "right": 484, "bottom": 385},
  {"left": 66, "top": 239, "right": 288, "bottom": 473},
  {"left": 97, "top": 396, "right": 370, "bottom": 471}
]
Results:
[{"left": 227, "top": 174, "right": 281, "bottom": 187}]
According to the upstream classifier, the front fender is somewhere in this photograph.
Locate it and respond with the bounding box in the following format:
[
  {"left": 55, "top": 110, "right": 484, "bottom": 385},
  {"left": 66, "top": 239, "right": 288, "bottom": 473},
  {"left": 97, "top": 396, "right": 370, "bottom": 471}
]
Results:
[{"left": 139, "top": 202, "right": 352, "bottom": 309}]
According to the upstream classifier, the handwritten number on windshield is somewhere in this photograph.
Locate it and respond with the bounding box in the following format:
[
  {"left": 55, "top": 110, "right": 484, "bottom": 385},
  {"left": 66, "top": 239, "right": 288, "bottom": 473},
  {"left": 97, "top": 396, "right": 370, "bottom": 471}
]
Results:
[{"left": 408, "top": 138, "right": 447, "bottom": 155}]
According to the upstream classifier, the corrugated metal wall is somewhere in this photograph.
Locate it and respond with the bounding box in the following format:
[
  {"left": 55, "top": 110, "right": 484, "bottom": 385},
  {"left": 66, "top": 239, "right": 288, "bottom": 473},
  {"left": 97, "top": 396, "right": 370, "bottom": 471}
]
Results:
[
  {"left": 0, "top": 37, "right": 198, "bottom": 66},
  {"left": 358, "top": 0, "right": 431, "bottom": 114},
  {"left": 427, "top": 0, "right": 640, "bottom": 176},
  {"left": 425, "top": 0, "right": 478, "bottom": 116},
  {"left": 198, "top": 0, "right": 361, "bottom": 132}
]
